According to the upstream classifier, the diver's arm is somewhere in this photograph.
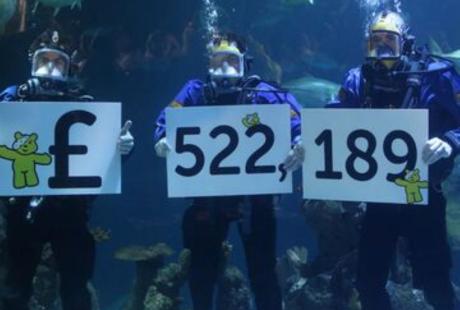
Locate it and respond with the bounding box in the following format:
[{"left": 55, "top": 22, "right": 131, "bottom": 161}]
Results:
[
  {"left": 443, "top": 130, "right": 460, "bottom": 157},
  {"left": 438, "top": 71, "right": 460, "bottom": 157},
  {"left": 0, "top": 86, "right": 18, "bottom": 102},
  {"left": 154, "top": 80, "right": 203, "bottom": 158},
  {"left": 327, "top": 68, "right": 362, "bottom": 108},
  {"left": 280, "top": 91, "right": 305, "bottom": 171},
  {"left": 255, "top": 83, "right": 302, "bottom": 144},
  {"left": 284, "top": 92, "right": 302, "bottom": 145},
  {"left": 154, "top": 109, "right": 168, "bottom": 143},
  {"left": 259, "top": 87, "right": 304, "bottom": 171},
  {"left": 153, "top": 80, "right": 203, "bottom": 143}
]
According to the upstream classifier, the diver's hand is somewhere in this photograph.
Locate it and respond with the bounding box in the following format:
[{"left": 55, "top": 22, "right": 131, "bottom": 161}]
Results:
[
  {"left": 118, "top": 120, "right": 134, "bottom": 155},
  {"left": 283, "top": 140, "right": 305, "bottom": 172},
  {"left": 155, "top": 137, "right": 171, "bottom": 158},
  {"left": 422, "top": 137, "right": 452, "bottom": 165}
]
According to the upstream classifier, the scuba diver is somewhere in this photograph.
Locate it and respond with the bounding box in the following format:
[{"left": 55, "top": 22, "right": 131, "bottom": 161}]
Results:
[
  {"left": 329, "top": 10, "right": 460, "bottom": 310},
  {"left": 0, "top": 30, "right": 134, "bottom": 310},
  {"left": 154, "top": 33, "right": 304, "bottom": 310}
]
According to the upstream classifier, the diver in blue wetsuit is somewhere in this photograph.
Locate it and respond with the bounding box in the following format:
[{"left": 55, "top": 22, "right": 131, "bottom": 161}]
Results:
[
  {"left": 329, "top": 11, "right": 460, "bottom": 310},
  {"left": 0, "top": 30, "right": 134, "bottom": 310},
  {"left": 154, "top": 33, "right": 304, "bottom": 310}
]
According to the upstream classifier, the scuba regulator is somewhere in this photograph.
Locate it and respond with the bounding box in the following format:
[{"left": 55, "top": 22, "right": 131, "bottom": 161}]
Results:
[{"left": 17, "top": 77, "right": 70, "bottom": 99}]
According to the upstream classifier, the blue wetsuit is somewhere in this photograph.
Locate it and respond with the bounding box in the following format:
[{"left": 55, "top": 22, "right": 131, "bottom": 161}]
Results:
[
  {"left": 155, "top": 78, "right": 302, "bottom": 143},
  {"left": 330, "top": 62, "right": 460, "bottom": 310},
  {"left": 154, "top": 77, "right": 302, "bottom": 310}
]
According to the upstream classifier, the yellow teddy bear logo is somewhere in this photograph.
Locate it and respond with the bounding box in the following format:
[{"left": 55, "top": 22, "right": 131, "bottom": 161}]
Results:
[
  {"left": 242, "top": 113, "right": 261, "bottom": 128},
  {"left": 0, "top": 132, "right": 52, "bottom": 189},
  {"left": 394, "top": 169, "right": 429, "bottom": 204}
]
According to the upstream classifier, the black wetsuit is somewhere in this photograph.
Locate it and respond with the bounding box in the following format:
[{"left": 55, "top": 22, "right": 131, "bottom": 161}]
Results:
[
  {"left": 183, "top": 195, "right": 281, "bottom": 310},
  {"left": 0, "top": 86, "right": 95, "bottom": 310},
  {"left": 154, "top": 78, "right": 302, "bottom": 310},
  {"left": 330, "top": 63, "right": 460, "bottom": 310}
]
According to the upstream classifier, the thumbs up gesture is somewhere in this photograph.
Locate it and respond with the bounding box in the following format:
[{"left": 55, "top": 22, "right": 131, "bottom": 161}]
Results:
[{"left": 118, "top": 120, "right": 135, "bottom": 155}]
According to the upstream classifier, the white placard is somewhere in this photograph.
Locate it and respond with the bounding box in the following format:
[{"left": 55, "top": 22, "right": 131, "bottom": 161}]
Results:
[
  {"left": 0, "top": 102, "right": 121, "bottom": 196},
  {"left": 302, "top": 109, "right": 429, "bottom": 205},
  {"left": 166, "top": 105, "right": 292, "bottom": 197}
]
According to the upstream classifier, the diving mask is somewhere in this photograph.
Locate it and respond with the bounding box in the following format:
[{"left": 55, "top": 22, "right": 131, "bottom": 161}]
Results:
[
  {"left": 31, "top": 48, "right": 70, "bottom": 81},
  {"left": 209, "top": 51, "right": 244, "bottom": 79},
  {"left": 367, "top": 31, "right": 403, "bottom": 69},
  {"left": 367, "top": 31, "right": 402, "bottom": 60}
]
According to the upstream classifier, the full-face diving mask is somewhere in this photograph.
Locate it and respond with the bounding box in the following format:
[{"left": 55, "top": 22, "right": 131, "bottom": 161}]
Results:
[
  {"left": 208, "top": 38, "right": 245, "bottom": 82},
  {"left": 366, "top": 11, "right": 407, "bottom": 70},
  {"left": 209, "top": 51, "right": 245, "bottom": 79},
  {"left": 31, "top": 48, "right": 70, "bottom": 81},
  {"left": 367, "top": 31, "right": 402, "bottom": 60}
]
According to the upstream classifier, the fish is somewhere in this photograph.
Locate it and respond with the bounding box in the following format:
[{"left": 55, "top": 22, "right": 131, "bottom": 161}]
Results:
[
  {"left": 0, "top": 0, "right": 16, "bottom": 33},
  {"left": 249, "top": 12, "right": 286, "bottom": 30},
  {"left": 282, "top": 0, "right": 314, "bottom": 6},
  {"left": 302, "top": 53, "right": 345, "bottom": 74},
  {"left": 90, "top": 227, "right": 112, "bottom": 243},
  {"left": 251, "top": 1, "right": 313, "bottom": 30},
  {"left": 428, "top": 38, "right": 460, "bottom": 70},
  {"left": 286, "top": 246, "right": 308, "bottom": 270},
  {"left": 34, "top": 0, "right": 82, "bottom": 16},
  {"left": 283, "top": 75, "right": 341, "bottom": 108}
]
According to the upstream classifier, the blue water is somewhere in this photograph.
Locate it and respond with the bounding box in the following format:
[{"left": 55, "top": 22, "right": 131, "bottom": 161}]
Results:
[{"left": 0, "top": 0, "right": 459, "bottom": 308}]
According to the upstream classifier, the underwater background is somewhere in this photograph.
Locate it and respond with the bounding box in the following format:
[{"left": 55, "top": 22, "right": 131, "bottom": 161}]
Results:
[{"left": 0, "top": 0, "right": 460, "bottom": 308}]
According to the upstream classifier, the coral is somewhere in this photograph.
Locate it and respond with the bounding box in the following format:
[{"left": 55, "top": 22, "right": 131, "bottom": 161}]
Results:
[
  {"left": 280, "top": 199, "right": 450, "bottom": 310},
  {"left": 286, "top": 246, "right": 308, "bottom": 271},
  {"left": 153, "top": 263, "right": 184, "bottom": 299},
  {"left": 29, "top": 244, "right": 59, "bottom": 309},
  {"left": 216, "top": 266, "right": 251, "bottom": 310},
  {"left": 386, "top": 282, "right": 433, "bottom": 310},
  {"left": 301, "top": 200, "right": 362, "bottom": 276},
  {"left": 143, "top": 249, "right": 191, "bottom": 310},
  {"left": 116, "top": 243, "right": 174, "bottom": 310},
  {"left": 88, "top": 282, "right": 101, "bottom": 310},
  {"left": 143, "top": 286, "right": 175, "bottom": 310},
  {"left": 285, "top": 274, "right": 334, "bottom": 310},
  {"left": 115, "top": 244, "right": 173, "bottom": 262},
  {"left": 142, "top": 242, "right": 250, "bottom": 310},
  {"left": 447, "top": 199, "right": 460, "bottom": 251},
  {"left": 28, "top": 243, "right": 100, "bottom": 310},
  {"left": 444, "top": 159, "right": 460, "bottom": 250}
]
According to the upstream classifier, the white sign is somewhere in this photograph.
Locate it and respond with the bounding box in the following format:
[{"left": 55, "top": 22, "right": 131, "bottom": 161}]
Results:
[
  {"left": 302, "top": 109, "right": 429, "bottom": 205},
  {"left": 166, "top": 105, "right": 292, "bottom": 197},
  {"left": 0, "top": 102, "right": 121, "bottom": 196}
]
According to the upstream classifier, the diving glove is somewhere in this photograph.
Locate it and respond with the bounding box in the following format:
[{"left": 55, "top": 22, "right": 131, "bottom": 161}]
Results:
[
  {"left": 155, "top": 137, "right": 172, "bottom": 158},
  {"left": 118, "top": 120, "right": 135, "bottom": 155},
  {"left": 422, "top": 137, "right": 452, "bottom": 165},
  {"left": 283, "top": 140, "right": 305, "bottom": 172}
]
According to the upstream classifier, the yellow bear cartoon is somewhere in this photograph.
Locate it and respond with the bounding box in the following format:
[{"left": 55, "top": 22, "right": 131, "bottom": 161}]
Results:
[
  {"left": 394, "top": 169, "right": 429, "bottom": 204},
  {"left": 242, "top": 113, "right": 261, "bottom": 128},
  {"left": 0, "top": 132, "right": 52, "bottom": 189}
]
